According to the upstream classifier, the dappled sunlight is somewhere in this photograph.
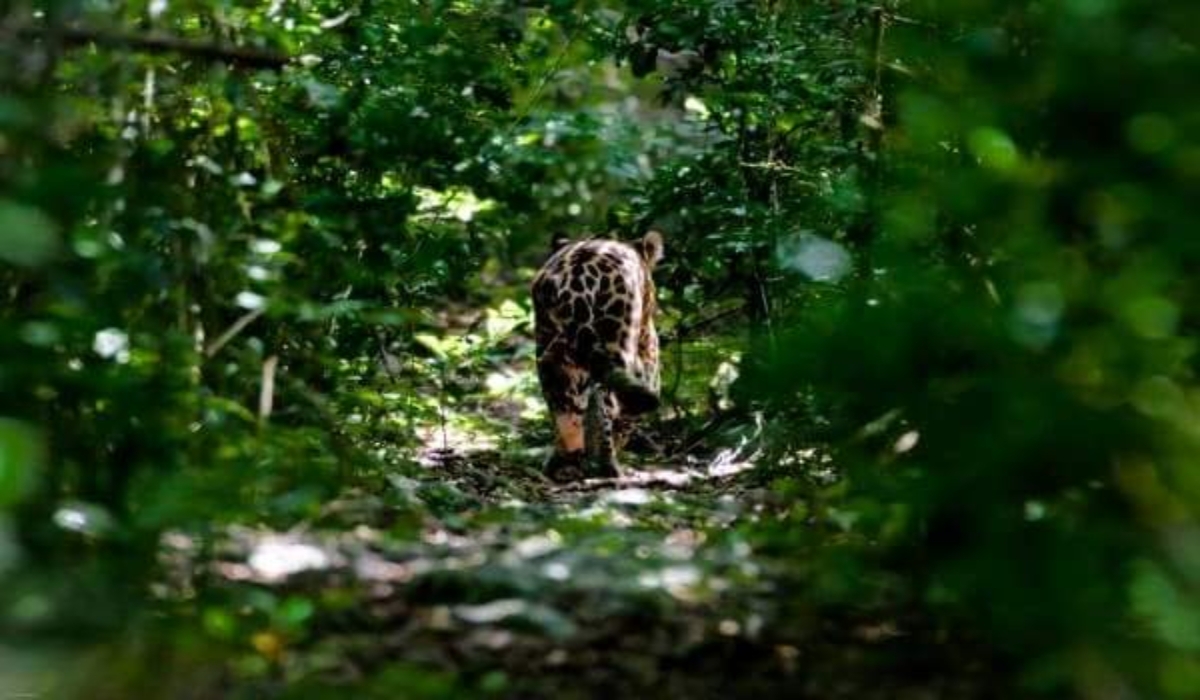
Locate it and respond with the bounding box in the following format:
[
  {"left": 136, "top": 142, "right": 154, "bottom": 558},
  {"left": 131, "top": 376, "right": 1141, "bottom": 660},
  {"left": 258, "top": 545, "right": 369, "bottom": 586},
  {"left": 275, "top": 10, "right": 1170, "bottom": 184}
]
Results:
[
  {"left": 415, "top": 421, "right": 503, "bottom": 461},
  {"left": 637, "top": 563, "right": 702, "bottom": 600},
  {"left": 211, "top": 532, "right": 342, "bottom": 584},
  {"left": 600, "top": 487, "right": 654, "bottom": 506},
  {"left": 385, "top": 296, "right": 553, "bottom": 468},
  {"left": 197, "top": 441, "right": 780, "bottom": 642},
  {"left": 247, "top": 539, "right": 333, "bottom": 582},
  {"left": 51, "top": 501, "right": 114, "bottom": 537},
  {"left": 412, "top": 186, "right": 498, "bottom": 224}
]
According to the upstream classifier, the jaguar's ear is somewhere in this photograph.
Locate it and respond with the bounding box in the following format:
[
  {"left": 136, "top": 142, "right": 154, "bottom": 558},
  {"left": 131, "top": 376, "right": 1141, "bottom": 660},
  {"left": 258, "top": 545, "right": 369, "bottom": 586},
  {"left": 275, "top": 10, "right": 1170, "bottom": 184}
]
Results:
[
  {"left": 550, "top": 231, "right": 571, "bottom": 252},
  {"left": 640, "top": 230, "right": 664, "bottom": 267}
]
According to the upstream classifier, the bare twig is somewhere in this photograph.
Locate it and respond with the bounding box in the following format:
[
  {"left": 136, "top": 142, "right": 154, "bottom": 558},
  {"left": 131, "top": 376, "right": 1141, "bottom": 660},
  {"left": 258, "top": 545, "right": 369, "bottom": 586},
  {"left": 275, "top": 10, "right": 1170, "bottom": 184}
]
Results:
[
  {"left": 737, "top": 160, "right": 820, "bottom": 189},
  {"left": 496, "top": 16, "right": 577, "bottom": 144},
  {"left": 679, "top": 412, "right": 739, "bottom": 455},
  {"left": 204, "top": 307, "right": 266, "bottom": 359},
  {"left": 661, "top": 304, "right": 745, "bottom": 346},
  {"left": 259, "top": 355, "right": 278, "bottom": 423},
  {"left": 13, "top": 23, "right": 290, "bottom": 69}
]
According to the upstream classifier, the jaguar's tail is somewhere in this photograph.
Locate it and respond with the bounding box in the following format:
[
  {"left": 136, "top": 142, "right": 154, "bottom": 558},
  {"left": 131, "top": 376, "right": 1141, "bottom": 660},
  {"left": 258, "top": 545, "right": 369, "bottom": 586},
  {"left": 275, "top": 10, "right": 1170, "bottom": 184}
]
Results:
[
  {"left": 578, "top": 340, "right": 660, "bottom": 418},
  {"left": 583, "top": 382, "right": 618, "bottom": 478}
]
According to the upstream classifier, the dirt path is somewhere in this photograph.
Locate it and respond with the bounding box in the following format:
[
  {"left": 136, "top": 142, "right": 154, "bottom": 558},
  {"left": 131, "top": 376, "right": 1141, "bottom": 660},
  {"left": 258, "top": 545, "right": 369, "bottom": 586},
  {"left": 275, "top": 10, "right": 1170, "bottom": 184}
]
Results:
[
  {"left": 136, "top": 306, "right": 993, "bottom": 698},
  {"left": 156, "top": 441, "right": 989, "bottom": 699}
]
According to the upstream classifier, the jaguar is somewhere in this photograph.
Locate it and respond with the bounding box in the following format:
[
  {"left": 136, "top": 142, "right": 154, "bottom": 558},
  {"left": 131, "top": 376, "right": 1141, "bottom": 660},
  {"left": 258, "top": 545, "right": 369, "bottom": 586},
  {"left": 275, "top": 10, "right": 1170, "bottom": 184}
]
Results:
[{"left": 531, "top": 230, "right": 664, "bottom": 480}]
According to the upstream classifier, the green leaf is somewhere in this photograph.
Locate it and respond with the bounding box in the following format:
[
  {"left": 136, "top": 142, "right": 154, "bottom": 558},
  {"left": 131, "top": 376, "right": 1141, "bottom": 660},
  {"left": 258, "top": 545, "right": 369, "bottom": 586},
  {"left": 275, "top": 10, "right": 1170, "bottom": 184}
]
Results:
[
  {"left": 276, "top": 596, "right": 316, "bottom": 631},
  {"left": 0, "top": 200, "right": 60, "bottom": 267},
  {"left": 0, "top": 419, "right": 44, "bottom": 508},
  {"left": 1131, "top": 560, "right": 1200, "bottom": 652}
]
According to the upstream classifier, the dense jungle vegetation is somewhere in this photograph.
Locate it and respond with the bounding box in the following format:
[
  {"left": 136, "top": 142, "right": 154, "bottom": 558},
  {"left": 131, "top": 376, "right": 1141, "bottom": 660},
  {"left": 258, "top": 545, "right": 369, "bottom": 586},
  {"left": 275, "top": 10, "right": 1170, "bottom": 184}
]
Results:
[{"left": 2, "top": 0, "right": 1199, "bottom": 697}]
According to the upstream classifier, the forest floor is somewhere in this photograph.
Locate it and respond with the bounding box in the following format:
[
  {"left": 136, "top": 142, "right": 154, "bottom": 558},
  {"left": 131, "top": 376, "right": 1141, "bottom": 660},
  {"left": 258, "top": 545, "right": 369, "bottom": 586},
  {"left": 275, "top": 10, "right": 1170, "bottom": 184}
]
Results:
[
  {"left": 79, "top": 296, "right": 993, "bottom": 699},
  {"left": 162, "top": 453, "right": 990, "bottom": 699}
]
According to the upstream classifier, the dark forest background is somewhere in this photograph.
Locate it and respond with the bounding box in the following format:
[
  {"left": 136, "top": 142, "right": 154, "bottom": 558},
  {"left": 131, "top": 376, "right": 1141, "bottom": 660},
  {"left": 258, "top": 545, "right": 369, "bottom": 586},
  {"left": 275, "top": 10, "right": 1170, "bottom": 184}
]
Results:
[{"left": 1, "top": 1, "right": 1199, "bottom": 697}]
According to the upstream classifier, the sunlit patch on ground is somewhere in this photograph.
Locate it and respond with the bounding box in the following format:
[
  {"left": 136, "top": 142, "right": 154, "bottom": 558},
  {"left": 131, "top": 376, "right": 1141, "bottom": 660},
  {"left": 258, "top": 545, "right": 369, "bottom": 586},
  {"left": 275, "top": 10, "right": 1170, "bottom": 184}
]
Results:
[
  {"left": 415, "top": 421, "right": 503, "bottom": 462},
  {"left": 381, "top": 297, "right": 557, "bottom": 468}
]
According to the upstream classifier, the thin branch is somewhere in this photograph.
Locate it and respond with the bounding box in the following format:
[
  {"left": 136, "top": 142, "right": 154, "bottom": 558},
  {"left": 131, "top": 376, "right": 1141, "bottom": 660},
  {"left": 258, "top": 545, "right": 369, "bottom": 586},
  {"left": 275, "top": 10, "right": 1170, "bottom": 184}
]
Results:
[
  {"left": 661, "top": 304, "right": 745, "bottom": 346},
  {"left": 888, "top": 13, "right": 930, "bottom": 27},
  {"left": 504, "top": 19, "right": 578, "bottom": 134},
  {"left": 259, "top": 355, "right": 279, "bottom": 424},
  {"left": 679, "top": 411, "right": 739, "bottom": 456},
  {"left": 13, "top": 24, "right": 290, "bottom": 69},
  {"left": 204, "top": 307, "right": 266, "bottom": 359},
  {"left": 737, "top": 160, "right": 820, "bottom": 189}
]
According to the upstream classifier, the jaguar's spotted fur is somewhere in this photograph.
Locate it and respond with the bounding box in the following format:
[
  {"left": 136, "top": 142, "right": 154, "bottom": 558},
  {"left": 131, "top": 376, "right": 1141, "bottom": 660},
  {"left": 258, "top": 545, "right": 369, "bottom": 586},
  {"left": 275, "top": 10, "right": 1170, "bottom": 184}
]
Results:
[{"left": 531, "top": 231, "right": 664, "bottom": 480}]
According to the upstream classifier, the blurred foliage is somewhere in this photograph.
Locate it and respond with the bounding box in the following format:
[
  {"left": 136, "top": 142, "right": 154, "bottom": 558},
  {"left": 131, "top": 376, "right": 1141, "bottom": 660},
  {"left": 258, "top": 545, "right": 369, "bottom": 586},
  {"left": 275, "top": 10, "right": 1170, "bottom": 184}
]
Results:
[
  {"left": 2, "top": 0, "right": 1199, "bottom": 698},
  {"left": 739, "top": 0, "right": 1200, "bottom": 696}
]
